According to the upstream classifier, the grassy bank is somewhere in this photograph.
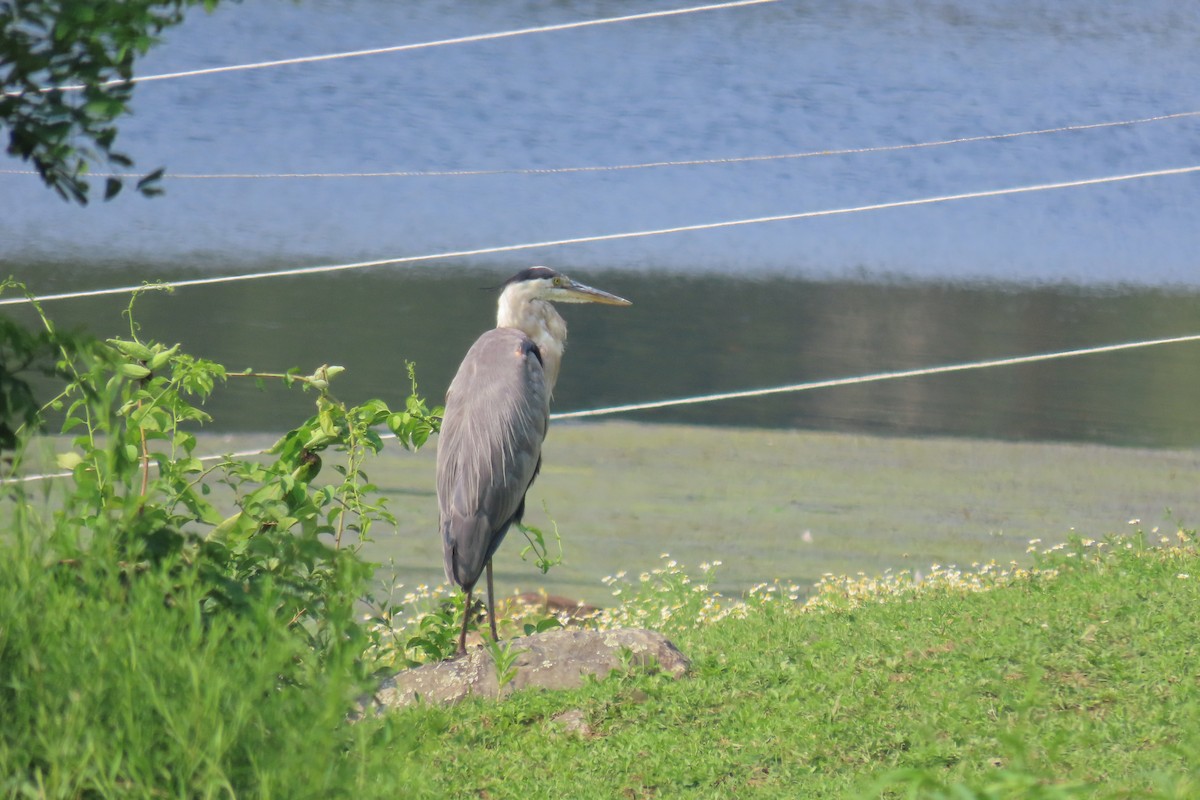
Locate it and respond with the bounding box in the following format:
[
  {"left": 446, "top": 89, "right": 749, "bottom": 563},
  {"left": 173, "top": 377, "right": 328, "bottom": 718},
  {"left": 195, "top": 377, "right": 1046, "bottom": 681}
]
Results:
[
  {"left": 396, "top": 532, "right": 1200, "bottom": 799},
  {"left": 6, "top": 525, "right": 1195, "bottom": 798}
]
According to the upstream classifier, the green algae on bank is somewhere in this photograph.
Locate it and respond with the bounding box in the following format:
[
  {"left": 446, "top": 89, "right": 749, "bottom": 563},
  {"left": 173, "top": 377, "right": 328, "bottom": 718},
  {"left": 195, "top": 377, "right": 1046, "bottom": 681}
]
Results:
[{"left": 355, "top": 422, "right": 1200, "bottom": 604}]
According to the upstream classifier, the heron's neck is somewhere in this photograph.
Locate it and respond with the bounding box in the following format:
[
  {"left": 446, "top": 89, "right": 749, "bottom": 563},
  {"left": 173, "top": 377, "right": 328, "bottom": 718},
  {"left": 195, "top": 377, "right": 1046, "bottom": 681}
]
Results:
[{"left": 496, "top": 291, "right": 566, "bottom": 394}]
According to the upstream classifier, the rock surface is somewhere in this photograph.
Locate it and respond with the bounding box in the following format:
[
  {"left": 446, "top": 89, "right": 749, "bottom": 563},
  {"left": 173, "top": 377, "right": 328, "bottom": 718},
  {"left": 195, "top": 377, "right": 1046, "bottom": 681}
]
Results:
[{"left": 357, "top": 628, "right": 689, "bottom": 714}]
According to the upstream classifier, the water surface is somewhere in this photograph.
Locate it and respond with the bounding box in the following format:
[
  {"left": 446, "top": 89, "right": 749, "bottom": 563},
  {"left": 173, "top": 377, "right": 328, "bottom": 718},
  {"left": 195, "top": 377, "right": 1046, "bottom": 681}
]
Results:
[
  {"left": 2, "top": 0, "right": 1199, "bottom": 283},
  {"left": 8, "top": 267, "right": 1199, "bottom": 447},
  {"left": 3, "top": 0, "right": 1200, "bottom": 446}
]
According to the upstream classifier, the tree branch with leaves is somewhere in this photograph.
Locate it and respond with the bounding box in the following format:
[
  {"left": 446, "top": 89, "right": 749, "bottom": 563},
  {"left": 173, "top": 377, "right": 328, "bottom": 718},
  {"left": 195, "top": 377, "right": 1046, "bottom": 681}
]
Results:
[{"left": 1, "top": 0, "right": 219, "bottom": 203}]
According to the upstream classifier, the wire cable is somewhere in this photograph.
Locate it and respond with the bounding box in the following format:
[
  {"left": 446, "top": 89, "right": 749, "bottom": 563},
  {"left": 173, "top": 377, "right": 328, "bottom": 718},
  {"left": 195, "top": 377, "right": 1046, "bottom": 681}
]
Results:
[
  {"left": 551, "top": 333, "right": 1200, "bottom": 420},
  {"left": 3, "top": 111, "right": 1192, "bottom": 181},
  {"left": 3, "top": 110, "right": 1196, "bottom": 181},
  {"left": 3, "top": 163, "right": 1198, "bottom": 308},
  {"left": 12, "top": 0, "right": 775, "bottom": 95}
]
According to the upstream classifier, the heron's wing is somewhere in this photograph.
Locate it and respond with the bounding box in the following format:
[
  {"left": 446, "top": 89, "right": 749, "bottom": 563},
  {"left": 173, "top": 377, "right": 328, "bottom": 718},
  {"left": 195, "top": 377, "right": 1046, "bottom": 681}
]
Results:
[{"left": 436, "top": 328, "right": 550, "bottom": 590}]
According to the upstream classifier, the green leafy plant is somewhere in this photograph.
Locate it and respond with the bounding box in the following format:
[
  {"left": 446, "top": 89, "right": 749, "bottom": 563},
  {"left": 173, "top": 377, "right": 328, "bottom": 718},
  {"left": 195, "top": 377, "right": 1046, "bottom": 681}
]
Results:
[
  {"left": 412, "top": 596, "right": 465, "bottom": 663},
  {"left": 483, "top": 637, "right": 524, "bottom": 689},
  {"left": 593, "top": 556, "right": 737, "bottom": 633},
  {"left": 518, "top": 504, "right": 564, "bottom": 574},
  {"left": 361, "top": 579, "right": 569, "bottom": 668},
  {"left": 523, "top": 616, "right": 563, "bottom": 637},
  {"left": 4, "top": 284, "right": 441, "bottom": 656},
  {"left": 0, "top": 282, "right": 447, "bottom": 795}
]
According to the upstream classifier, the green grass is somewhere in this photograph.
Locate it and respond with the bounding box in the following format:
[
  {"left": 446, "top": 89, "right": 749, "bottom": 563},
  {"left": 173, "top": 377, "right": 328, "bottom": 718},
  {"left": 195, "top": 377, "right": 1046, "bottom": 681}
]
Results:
[
  {"left": 4, "top": 529, "right": 1197, "bottom": 798},
  {"left": 390, "top": 533, "right": 1200, "bottom": 799},
  {"left": 0, "top": 536, "right": 426, "bottom": 799}
]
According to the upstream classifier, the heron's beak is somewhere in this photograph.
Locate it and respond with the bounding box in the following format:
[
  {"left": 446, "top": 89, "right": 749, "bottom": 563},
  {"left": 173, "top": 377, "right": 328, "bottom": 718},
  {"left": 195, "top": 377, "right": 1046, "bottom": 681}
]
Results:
[{"left": 558, "top": 279, "right": 632, "bottom": 306}]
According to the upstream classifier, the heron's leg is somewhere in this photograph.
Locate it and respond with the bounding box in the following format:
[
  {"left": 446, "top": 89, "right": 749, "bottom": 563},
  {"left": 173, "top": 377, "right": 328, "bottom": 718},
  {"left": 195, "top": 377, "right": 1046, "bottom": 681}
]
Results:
[
  {"left": 486, "top": 560, "right": 499, "bottom": 641},
  {"left": 457, "top": 587, "right": 472, "bottom": 657}
]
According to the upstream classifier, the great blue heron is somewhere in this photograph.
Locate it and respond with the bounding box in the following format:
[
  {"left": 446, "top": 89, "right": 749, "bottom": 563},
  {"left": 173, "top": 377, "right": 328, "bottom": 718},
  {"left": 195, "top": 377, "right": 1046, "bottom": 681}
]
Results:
[{"left": 436, "top": 266, "right": 631, "bottom": 656}]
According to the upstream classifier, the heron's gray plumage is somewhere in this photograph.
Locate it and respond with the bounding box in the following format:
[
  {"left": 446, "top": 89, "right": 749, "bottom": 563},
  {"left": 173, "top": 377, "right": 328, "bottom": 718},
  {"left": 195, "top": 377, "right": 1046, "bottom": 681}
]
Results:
[
  {"left": 437, "top": 328, "right": 549, "bottom": 590},
  {"left": 435, "top": 266, "right": 630, "bottom": 656}
]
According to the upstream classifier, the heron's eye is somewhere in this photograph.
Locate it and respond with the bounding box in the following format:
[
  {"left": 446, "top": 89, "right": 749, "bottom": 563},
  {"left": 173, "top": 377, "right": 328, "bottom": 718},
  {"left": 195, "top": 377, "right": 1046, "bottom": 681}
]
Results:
[{"left": 552, "top": 277, "right": 563, "bottom": 287}]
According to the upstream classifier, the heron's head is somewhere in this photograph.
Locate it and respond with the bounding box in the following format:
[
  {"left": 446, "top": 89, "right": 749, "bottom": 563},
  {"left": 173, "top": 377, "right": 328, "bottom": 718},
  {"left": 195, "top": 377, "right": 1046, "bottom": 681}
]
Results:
[
  {"left": 500, "top": 266, "right": 632, "bottom": 308},
  {"left": 495, "top": 266, "right": 631, "bottom": 392}
]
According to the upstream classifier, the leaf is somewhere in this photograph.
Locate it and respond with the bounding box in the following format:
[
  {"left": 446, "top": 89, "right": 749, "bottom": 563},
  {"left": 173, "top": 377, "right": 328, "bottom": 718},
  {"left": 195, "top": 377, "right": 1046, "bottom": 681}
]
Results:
[
  {"left": 303, "top": 431, "right": 336, "bottom": 450},
  {"left": 411, "top": 427, "right": 432, "bottom": 449},
  {"left": 147, "top": 342, "right": 179, "bottom": 370},
  {"left": 104, "top": 177, "right": 122, "bottom": 200},
  {"left": 107, "top": 338, "right": 154, "bottom": 360},
  {"left": 318, "top": 407, "right": 339, "bottom": 438},
  {"left": 176, "top": 457, "right": 204, "bottom": 473},
  {"left": 56, "top": 451, "right": 83, "bottom": 470},
  {"left": 180, "top": 488, "right": 224, "bottom": 525},
  {"left": 118, "top": 363, "right": 151, "bottom": 379},
  {"left": 136, "top": 167, "right": 165, "bottom": 192}
]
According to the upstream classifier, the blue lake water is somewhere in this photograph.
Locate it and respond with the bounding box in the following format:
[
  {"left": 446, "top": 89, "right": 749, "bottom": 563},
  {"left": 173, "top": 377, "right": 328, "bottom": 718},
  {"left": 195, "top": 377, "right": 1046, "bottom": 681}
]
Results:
[
  {"left": 3, "top": 0, "right": 1200, "bottom": 445},
  {"left": 3, "top": 0, "right": 1199, "bottom": 283}
]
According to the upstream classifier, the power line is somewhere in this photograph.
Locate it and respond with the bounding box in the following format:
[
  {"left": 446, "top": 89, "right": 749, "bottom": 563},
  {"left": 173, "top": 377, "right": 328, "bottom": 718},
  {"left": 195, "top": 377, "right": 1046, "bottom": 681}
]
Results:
[
  {"left": 14, "top": 0, "right": 776, "bottom": 95},
  {"left": 551, "top": 333, "right": 1200, "bottom": 420},
  {"left": 3, "top": 163, "right": 1198, "bottom": 308},
  {"left": 3, "top": 111, "right": 1196, "bottom": 181},
  {"left": 5, "top": 110, "right": 1192, "bottom": 181}
]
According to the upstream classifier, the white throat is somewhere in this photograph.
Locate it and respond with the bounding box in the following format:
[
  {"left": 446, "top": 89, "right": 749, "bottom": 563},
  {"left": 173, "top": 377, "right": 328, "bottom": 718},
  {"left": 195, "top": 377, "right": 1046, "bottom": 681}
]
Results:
[{"left": 496, "top": 283, "right": 567, "bottom": 393}]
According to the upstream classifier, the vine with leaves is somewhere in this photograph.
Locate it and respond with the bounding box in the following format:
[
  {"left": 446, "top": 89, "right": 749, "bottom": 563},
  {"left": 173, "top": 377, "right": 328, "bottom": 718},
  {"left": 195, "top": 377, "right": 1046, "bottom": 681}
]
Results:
[{"left": 2, "top": 282, "right": 441, "bottom": 657}]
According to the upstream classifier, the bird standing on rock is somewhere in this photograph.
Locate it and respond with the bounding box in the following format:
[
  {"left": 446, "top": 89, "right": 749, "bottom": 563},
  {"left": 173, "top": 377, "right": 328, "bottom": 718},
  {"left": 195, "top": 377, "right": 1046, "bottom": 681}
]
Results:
[{"left": 436, "top": 266, "right": 631, "bottom": 656}]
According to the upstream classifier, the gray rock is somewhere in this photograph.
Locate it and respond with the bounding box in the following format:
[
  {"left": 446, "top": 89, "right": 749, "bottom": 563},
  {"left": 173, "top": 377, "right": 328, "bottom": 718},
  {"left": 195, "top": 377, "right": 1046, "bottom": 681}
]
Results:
[
  {"left": 357, "top": 628, "right": 689, "bottom": 714},
  {"left": 549, "top": 708, "right": 594, "bottom": 737}
]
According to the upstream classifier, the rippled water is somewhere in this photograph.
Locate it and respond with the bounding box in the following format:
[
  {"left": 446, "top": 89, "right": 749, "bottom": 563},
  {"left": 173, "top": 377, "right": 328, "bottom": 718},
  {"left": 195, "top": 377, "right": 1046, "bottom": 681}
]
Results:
[
  {"left": 3, "top": 0, "right": 1199, "bottom": 283},
  {"left": 3, "top": 1, "right": 1200, "bottom": 446}
]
